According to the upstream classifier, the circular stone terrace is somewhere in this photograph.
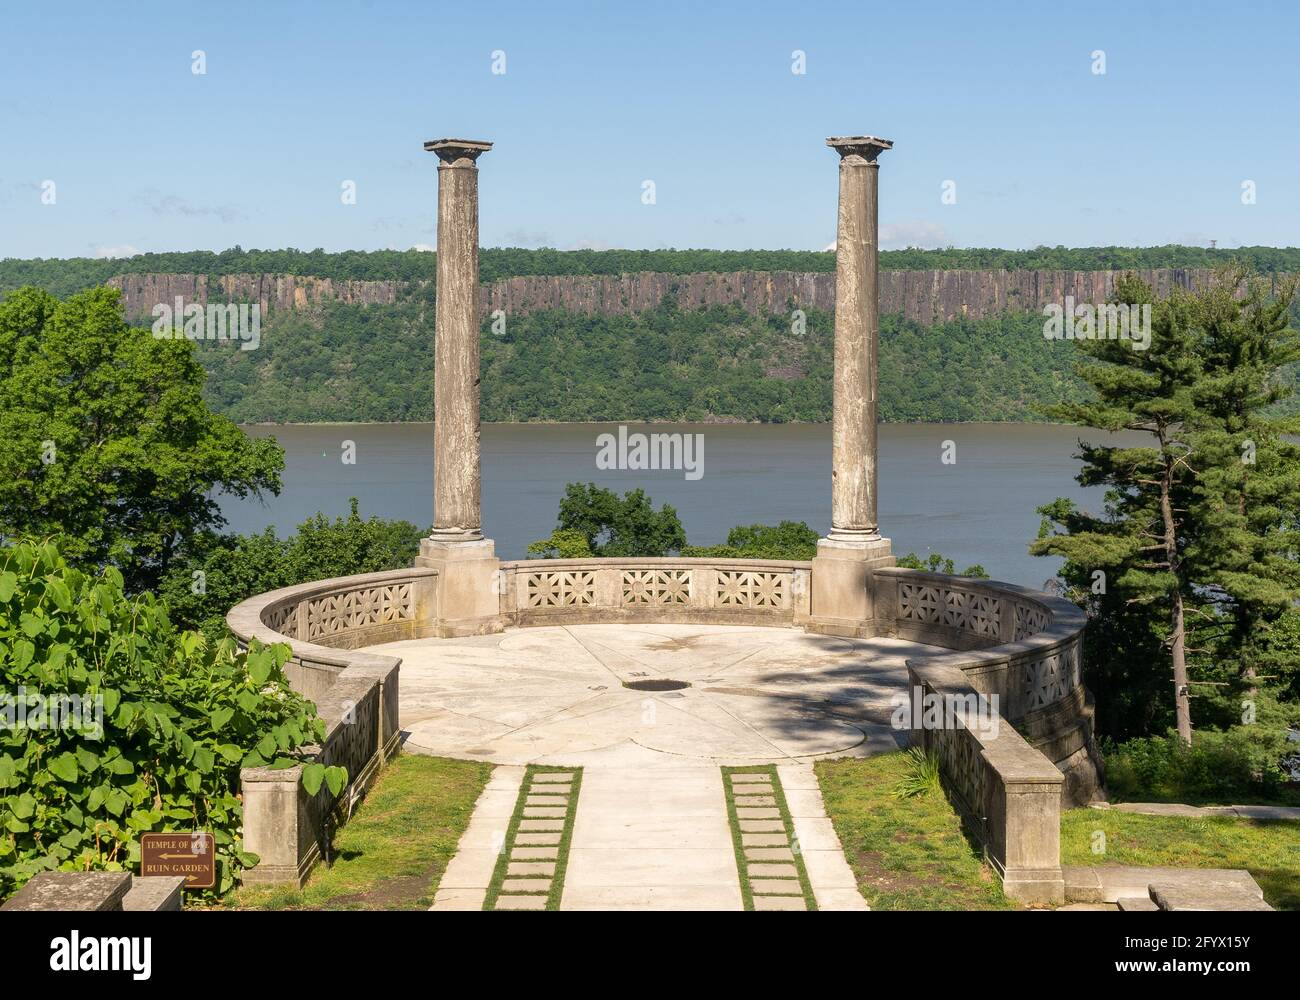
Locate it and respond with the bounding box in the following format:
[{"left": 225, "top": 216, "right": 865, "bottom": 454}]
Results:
[{"left": 376, "top": 623, "right": 922, "bottom": 766}]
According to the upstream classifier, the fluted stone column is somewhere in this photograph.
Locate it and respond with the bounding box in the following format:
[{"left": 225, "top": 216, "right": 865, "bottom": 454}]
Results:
[
  {"left": 416, "top": 138, "right": 503, "bottom": 635},
  {"left": 810, "top": 135, "right": 896, "bottom": 638}
]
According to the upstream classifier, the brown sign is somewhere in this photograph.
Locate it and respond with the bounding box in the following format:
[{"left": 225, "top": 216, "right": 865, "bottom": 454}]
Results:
[{"left": 140, "top": 832, "right": 216, "bottom": 889}]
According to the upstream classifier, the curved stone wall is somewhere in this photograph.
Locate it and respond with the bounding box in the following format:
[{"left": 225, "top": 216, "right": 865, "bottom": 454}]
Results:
[
  {"left": 497, "top": 557, "right": 812, "bottom": 628},
  {"left": 226, "top": 558, "right": 1099, "bottom": 894}
]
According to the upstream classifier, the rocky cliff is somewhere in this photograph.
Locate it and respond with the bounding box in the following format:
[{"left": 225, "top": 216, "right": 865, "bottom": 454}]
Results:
[{"left": 109, "top": 267, "right": 1241, "bottom": 327}]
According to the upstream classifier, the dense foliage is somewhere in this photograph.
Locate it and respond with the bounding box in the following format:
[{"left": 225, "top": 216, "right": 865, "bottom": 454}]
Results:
[
  {"left": 1102, "top": 730, "right": 1300, "bottom": 805},
  {"left": 159, "top": 499, "right": 426, "bottom": 640},
  {"left": 0, "top": 286, "right": 284, "bottom": 594},
  {"left": 1033, "top": 271, "right": 1300, "bottom": 756},
  {"left": 7, "top": 245, "right": 1300, "bottom": 299},
  {"left": 682, "top": 521, "right": 820, "bottom": 560},
  {"left": 195, "top": 298, "right": 1093, "bottom": 424},
  {"left": 0, "top": 539, "right": 333, "bottom": 898},
  {"left": 895, "top": 552, "right": 989, "bottom": 578},
  {"left": 532, "top": 484, "right": 687, "bottom": 558}
]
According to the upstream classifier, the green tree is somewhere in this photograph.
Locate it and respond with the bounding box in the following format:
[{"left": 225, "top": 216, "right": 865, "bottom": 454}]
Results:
[
  {"left": 0, "top": 538, "right": 334, "bottom": 898},
  {"left": 0, "top": 286, "right": 283, "bottom": 594},
  {"left": 159, "top": 499, "right": 425, "bottom": 639},
  {"left": 526, "top": 528, "right": 594, "bottom": 559},
  {"left": 546, "top": 483, "right": 686, "bottom": 557},
  {"left": 1032, "top": 275, "right": 1201, "bottom": 742}
]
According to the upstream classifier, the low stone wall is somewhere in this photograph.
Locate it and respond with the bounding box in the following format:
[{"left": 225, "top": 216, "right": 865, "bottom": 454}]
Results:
[
  {"left": 497, "top": 558, "right": 812, "bottom": 628},
  {"left": 227, "top": 558, "right": 1097, "bottom": 901},
  {"left": 226, "top": 568, "right": 435, "bottom": 885},
  {"left": 873, "top": 568, "right": 1102, "bottom": 807}
]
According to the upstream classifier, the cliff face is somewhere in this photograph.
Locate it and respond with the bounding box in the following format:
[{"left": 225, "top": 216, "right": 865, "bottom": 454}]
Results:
[{"left": 108, "top": 267, "right": 1231, "bottom": 326}]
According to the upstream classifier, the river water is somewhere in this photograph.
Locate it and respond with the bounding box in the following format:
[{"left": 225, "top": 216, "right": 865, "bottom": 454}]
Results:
[{"left": 220, "top": 422, "right": 1138, "bottom": 588}]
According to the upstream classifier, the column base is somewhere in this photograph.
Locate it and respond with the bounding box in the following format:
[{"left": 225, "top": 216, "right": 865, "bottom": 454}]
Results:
[
  {"left": 416, "top": 537, "right": 504, "bottom": 637},
  {"left": 807, "top": 535, "right": 895, "bottom": 638}
]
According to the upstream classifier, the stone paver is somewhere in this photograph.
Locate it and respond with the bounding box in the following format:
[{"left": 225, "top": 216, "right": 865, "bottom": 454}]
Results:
[{"left": 392, "top": 625, "right": 901, "bottom": 912}]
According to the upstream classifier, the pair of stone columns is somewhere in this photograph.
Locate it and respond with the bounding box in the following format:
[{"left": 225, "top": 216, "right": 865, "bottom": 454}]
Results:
[{"left": 417, "top": 135, "right": 895, "bottom": 636}]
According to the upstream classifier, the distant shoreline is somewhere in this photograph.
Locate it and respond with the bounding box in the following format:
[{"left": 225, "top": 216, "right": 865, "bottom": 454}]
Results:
[{"left": 237, "top": 418, "right": 1082, "bottom": 429}]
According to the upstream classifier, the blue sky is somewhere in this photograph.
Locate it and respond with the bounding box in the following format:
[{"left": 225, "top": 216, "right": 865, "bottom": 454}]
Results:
[{"left": 2, "top": 0, "right": 1297, "bottom": 259}]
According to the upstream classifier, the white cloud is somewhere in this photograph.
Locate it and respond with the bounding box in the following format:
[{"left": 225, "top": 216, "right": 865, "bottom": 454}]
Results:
[
  {"left": 410, "top": 243, "right": 434, "bottom": 252},
  {"left": 879, "top": 221, "right": 949, "bottom": 250},
  {"left": 91, "top": 243, "right": 141, "bottom": 259}
]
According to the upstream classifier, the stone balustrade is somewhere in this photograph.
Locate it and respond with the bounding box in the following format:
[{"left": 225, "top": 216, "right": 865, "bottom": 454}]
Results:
[
  {"left": 226, "top": 568, "right": 435, "bottom": 885},
  {"left": 497, "top": 557, "right": 812, "bottom": 627},
  {"left": 227, "top": 558, "right": 1095, "bottom": 901}
]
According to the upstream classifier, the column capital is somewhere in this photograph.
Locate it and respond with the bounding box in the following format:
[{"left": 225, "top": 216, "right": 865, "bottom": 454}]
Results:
[
  {"left": 826, "top": 135, "right": 893, "bottom": 162},
  {"left": 423, "top": 138, "right": 493, "bottom": 164}
]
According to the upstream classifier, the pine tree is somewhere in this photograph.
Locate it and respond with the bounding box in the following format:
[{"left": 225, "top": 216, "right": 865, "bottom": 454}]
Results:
[{"left": 1032, "top": 275, "right": 1202, "bottom": 742}]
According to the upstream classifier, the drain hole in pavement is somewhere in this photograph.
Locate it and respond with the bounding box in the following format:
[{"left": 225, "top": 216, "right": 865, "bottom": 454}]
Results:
[{"left": 623, "top": 679, "right": 691, "bottom": 692}]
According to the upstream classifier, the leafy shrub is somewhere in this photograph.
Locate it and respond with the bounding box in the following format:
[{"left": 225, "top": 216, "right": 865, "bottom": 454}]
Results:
[
  {"left": 526, "top": 528, "right": 593, "bottom": 560},
  {"left": 0, "top": 539, "right": 336, "bottom": 898},
  {"left": 1103, "top": 727, "right": 1300, "bottom": 805},
  {"left": 159, "top": 497, "right": 425, "bottom": 640},
  {"left": 896, "top": 552, "right": 989, "bottom": 578},
  {"left": 683, "top": 520, "right": 819, "bottom": 561}
]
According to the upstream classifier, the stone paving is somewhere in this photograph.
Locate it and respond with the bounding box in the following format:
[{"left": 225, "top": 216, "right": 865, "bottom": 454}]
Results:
[{"left": 376, "top": 623, "right": 936, "bottom": 911}]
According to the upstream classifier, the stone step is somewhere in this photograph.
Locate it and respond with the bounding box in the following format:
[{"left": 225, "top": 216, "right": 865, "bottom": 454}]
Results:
[
  {"left": 1063, "top": 865, "right": 1266, "bottom": 904},
  {"left": 1116, "top": 895, "right": 1158, "bottom": 912},
  {"left": 1149, "top": 883, "right": 1273, "bottom": 911}
]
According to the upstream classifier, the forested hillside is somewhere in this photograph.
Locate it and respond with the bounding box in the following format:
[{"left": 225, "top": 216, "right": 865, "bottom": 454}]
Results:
[
  {"left": 198, "top": 299, "right": 1090, "bottom": 424},
  {"left": 6, "top": 244, "right": 1300, "bottom": 299}
]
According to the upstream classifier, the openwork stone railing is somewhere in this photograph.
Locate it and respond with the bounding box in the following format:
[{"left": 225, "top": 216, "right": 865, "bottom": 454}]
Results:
[
  {"left": 497, "top": 558, "right": 812, "bottom": 627},
  {"left": 227, "top": 558, "right": 1094, "bottom": 901},
  {"left": 226, "top": 568, "right": 438, "bottom": 886},
  {"left": 873, "top": 568, "right": 1093, "bottom": 904}
]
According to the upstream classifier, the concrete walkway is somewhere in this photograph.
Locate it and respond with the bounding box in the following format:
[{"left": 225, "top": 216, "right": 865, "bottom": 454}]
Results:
[{"left": 382, "top": 623, "right": 919, "bottom": 911}]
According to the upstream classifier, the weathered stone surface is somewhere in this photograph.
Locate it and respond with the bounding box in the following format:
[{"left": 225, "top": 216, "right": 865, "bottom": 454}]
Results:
[
  {"left": 1, "top": 872, "right": 132, "bottom": 911},
  {"left": 1063, "top": 865, "right": 1265, "bottom": 904},
  {"left": 122, "top": 876, "right": 186, "bottom": 912},
  {"left": 495, "top": 894, "right": 548, "bottom": 910},
  {"left": 753, "top": 894, "right": 807, "bottom": 910},
  {"left": 507, "top": 862, "right": 556, "bottom": 877},
  {"left": 501, "top": 879, "right": 551, "bottom": 894},
  {"left": 1149, "top": 883, "right": 1273, "bottom": 911},
  {"left": 1116, "top": 896, "right": 1158, "bottom": 911}
]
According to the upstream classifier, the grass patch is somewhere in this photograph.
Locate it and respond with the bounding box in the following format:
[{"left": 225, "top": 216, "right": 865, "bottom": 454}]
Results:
[
  {"left": 483, "top": 766, "right": 582, "bottom": 911},
  {"left": 815, "top": 752, "right": 1014, "bottom": 910},
  {"left": 224, "top": 752, "right": 492, "bottom": 910},
  {"left": 1061, "top": 807, "right": 1300, "bottom": 911},
  {"left": 721, "top": 765, "right": 817, "bottom": 911}
]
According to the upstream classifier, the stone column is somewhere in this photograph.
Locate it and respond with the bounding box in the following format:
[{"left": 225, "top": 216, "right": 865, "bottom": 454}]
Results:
[
  {"left": 810, "top": 135, "right": 896, "bottom": 638},
  {"left": 416, "top": 138, "right": 503, "bottom": 636},
  {"left": 426, "top": 138, "right": 490, "bottom": 540}
]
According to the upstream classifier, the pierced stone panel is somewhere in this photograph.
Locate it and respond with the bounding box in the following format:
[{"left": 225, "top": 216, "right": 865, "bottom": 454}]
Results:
[
  {"left": 967, "top": 593, "right": 1002, "bottom": 638},
  {"left": 1021, "top": 642, "right": 1082, "bottom": 711},
  {"left": 264, "top": 602, "right": 299, "bottom": 636},
  {"left": 1014, "top": 603, "right": 1051, "bottom": 641},
  {"left": 899, "top": 584, "right": 1000, "bottom": 637},
  {"left": 898, "top": 583, "right": 942, "bottom": 623},
  {"left": 930, "top": 724, "right": 987, "bottom": 818},
  {"left": 622, "top": 569, "right": 692, "bottom": 605},
  {"left": 716, "top": 571, "right": 787, "bottom": 609},
  {"left": 527, "top": 571, "right": 596, "bottom": 608},
  {"left": 304, "top": 584, "right": 412, "bottom": 642}
]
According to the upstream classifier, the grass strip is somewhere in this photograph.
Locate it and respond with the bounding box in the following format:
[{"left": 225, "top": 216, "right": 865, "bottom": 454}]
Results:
[
  {"left": 721, "top": 764, "right": 818, "bottom": 911},
  {"left": 483, "top": 765, "right": 583, "bottom": 912}
]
